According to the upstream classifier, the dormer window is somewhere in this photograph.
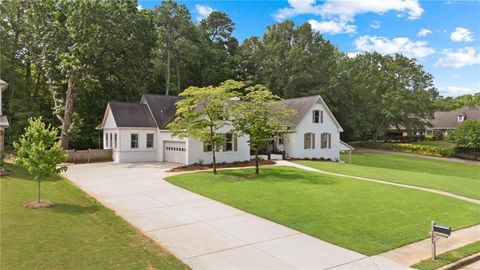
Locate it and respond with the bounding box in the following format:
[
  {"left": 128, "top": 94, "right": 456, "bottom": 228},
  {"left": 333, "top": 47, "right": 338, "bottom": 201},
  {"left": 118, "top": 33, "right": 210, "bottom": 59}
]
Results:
[
  {"left": 313, "top": 110, "right": 323, "bottom": 123},
  {"left": 458, "top": 115, "right": 465, "bottom": 122}
]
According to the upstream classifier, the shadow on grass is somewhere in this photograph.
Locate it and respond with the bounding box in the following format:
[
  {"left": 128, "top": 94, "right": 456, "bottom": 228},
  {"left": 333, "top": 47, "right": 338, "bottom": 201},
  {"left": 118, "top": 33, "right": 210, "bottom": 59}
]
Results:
[
  {"left": 222, "top": 168, "right": 338, "bottom": 186},
  {"left": 5, "top": 164, "right": 63, "bottom": 182},
  {"left": 48, "top": 203, "right": 100, "bottom": 215}
]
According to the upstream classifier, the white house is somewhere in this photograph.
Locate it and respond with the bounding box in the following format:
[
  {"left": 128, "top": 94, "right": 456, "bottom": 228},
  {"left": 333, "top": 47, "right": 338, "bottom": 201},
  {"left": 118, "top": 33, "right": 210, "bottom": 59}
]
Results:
[{"left": 98, "top": 94, "right": 345, "bottom": 164}]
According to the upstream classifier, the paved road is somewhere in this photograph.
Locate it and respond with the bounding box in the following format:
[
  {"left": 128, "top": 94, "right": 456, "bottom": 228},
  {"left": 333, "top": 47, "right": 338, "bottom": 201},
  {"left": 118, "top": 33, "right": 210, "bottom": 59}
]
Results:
[{"left": 63, "top": 162, "right": 409, "bottom": 270}]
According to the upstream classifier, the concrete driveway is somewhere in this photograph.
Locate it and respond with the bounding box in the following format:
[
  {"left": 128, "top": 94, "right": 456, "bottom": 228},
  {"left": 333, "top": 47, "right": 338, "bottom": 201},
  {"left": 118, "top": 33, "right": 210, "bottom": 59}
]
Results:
[{"left": 63, "top": 162, "right": 409, "bottom": 270}]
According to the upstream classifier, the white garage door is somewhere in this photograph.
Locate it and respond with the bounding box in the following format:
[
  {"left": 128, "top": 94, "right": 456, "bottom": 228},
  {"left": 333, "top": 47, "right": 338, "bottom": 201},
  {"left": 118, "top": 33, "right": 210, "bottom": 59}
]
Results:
[{"left": 164, "top": 141, "right": 186, "bottom": 164}]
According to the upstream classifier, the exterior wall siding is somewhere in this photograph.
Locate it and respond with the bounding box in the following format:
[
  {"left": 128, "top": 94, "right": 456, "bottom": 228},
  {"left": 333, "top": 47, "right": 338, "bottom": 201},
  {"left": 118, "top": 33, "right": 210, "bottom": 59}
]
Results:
[{"left": 283, "top": 102, "right": 341, "bottom": 161}]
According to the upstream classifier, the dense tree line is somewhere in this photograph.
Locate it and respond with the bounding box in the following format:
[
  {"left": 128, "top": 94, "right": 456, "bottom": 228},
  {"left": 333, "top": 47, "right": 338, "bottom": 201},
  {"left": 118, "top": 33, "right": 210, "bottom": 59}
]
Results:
[
  {"left": 1, "top": 0, "right": 443, "bottom": 149},
  {"left": 433, "top": 93, "right": 480, "bottom": 111}
]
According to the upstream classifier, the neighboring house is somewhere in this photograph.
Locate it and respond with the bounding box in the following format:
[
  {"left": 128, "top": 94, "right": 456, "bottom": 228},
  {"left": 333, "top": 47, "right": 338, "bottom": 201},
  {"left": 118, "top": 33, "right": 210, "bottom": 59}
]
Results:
[
  {"left": 385, "top": 106, "right": 480, "bottom": 137},
  {"left": 424, "top": 106, "right": 480, "bottom": 136},
  {"left": 98, "top": 94, "right": 344, "bottom": 164},
  {"left": 0, "top": 79, "right": 9, "bottom": 166}
]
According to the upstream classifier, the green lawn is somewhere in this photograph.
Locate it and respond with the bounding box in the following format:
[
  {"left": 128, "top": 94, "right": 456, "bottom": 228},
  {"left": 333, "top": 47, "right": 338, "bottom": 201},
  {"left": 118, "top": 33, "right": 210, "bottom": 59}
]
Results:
[
  {"left": 1, "top": 164, "right": 188, "bottom": 270},
  {"left": 413, "top": 241, "right": 480, "bottom": 270},
  {"left": 166, "top": 166, "right": 479, "bottom": 255},
  {"left": 411, "top": 141, "right": 455, "bottom": 148},
  {"left": 296, "top": 152, "right": 480, "bottom": 199}
]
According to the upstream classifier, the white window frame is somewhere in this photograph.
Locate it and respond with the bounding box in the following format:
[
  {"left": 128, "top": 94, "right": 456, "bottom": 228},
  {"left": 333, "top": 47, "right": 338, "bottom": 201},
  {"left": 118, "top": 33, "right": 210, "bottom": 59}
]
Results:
[
  {"left": 131, "top": 133, "right": 139, "bottom": 149},
  {"left": 304, "top": 133, "right": 315, "bottom": 149},
  {"left": 321, "top": 133, "right": 331, "bottom": 149},
  {"left": 224, "top": 133, "right": 238, "bottom": 152},
  {"left": 312, "top": 110, "right": 323, "bottom": 123},
  {"left": 458, "top": 115, "right": 465, "bottom": 122},
  {"left": 146, "top": 133, "right": 154, "bottom": 148}
]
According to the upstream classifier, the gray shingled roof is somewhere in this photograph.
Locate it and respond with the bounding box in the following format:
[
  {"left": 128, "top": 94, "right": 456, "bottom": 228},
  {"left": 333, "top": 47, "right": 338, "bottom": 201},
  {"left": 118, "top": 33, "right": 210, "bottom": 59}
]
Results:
[
  {"left": 284, "top": 96, "right": 320, "bottom": 127},
  {"left": 102, "top": 94, "right": 342, "bottom": 130},
  {"left": 108, "top": 101, "right": 156, "bottom": 128},
  {"left": 428, "top": 106, "right": 480, "bottom": 129},
  {"left": 141, "top": 94, "right": 182, "bottom": 129}
]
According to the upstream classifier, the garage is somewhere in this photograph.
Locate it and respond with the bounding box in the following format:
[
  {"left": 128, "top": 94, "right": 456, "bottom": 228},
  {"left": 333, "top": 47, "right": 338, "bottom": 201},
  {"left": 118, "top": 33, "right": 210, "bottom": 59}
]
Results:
[{"left": 163, "top": 141, "right": 186, "bottom": 164}]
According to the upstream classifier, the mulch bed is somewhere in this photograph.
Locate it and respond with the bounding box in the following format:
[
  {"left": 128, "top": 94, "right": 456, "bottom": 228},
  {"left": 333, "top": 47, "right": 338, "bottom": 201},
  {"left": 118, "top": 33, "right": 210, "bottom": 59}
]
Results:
[
  {"left": 24, "top": 200, "right": 56, "bottom": 209},
  {"left": 168, "top": 159, "right": 276, "bottom": 172}
]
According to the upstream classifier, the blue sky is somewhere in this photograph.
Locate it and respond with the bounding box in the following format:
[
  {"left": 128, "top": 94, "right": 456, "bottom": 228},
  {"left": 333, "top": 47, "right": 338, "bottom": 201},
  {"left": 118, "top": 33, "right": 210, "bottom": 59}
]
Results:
[{"left": 139, "top": 0, "right": 480, "bottom": 98}]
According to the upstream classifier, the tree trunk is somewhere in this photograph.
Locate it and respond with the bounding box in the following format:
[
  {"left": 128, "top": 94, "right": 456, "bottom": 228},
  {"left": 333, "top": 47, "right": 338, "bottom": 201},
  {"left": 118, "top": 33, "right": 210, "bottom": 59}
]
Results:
[
  {"left": 212, "top": 148, "right": 217, "bottom": 174},
  {"left": 255, "top": 149, "right": 259, "bottom": 175},
  {"left": 176, "top": 54, "right": 181, "bottom": 93},
  {"left": 61, "top": 72, "right": 76, "bottom": 150},
  {"left": 8, "top": 30, "right": 20, "bottom": 112},
  {"left": 166, "top": 50, "right": 170, "bottom": 95},
  {"left": 25, "top": 60, "right": 32, "bottom": 96},
  {"left": 37, "top": 179, "right": 41, "bottom": 203}
]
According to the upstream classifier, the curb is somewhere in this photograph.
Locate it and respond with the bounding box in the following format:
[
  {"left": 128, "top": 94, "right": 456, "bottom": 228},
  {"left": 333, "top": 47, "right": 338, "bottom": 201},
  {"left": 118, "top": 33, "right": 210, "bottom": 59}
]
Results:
[{"left": 437, "top": 252, "right": 480, "bottom": 270}]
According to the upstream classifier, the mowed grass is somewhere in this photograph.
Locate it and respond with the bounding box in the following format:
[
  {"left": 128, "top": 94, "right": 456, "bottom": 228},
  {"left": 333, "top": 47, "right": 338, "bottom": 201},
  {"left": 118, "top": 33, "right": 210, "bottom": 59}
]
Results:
[
  {"left": 166, "top": 166, "right": 479, "bottom": 255},
  {"left": 1, "top": 164, "right": 188, "bottom": 270},
  {"left": 296, "top": 152, "right": 480, "bottom": 199}
]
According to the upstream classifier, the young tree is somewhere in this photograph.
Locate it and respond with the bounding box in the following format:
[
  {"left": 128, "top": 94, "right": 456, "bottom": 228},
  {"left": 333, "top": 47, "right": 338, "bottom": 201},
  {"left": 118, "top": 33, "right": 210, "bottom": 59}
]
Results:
[
  {"left": 449, "top": 120, "right": 480, "bottom": 150},
  {"left": 168, "top": 80, "right": 244, "bottom": 174},
  {"left": 13, "top": 118, "right": 67, "bottom": 205},
  {"left": 232, "top": 85, "right": 295, "bottom": 175}
]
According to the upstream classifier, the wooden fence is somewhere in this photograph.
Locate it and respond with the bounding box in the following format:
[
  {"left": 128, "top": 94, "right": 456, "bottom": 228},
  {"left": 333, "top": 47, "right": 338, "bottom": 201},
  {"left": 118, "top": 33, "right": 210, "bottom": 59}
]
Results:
[{"left": 66, "top": 149, "right": 112, "bottom": 163}]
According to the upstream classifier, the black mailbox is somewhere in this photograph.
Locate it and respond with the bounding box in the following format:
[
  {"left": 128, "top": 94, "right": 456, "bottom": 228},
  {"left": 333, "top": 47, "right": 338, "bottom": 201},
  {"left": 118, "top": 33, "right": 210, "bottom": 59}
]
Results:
[{"left": 433, "top": 224, "right": 451, "bottom": 236}]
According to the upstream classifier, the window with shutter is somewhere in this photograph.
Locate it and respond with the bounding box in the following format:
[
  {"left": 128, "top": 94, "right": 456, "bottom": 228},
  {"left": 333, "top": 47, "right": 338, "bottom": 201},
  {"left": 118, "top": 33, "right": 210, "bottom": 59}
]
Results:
[
  {"left": 312, "top": 110, "right": 320, "bottom": 123},
  {"left": 320, "top": 110, "right": 324, "bottom": 123},
  {"left": 304, "top": 133, "right": 314, "bottom": 149}
]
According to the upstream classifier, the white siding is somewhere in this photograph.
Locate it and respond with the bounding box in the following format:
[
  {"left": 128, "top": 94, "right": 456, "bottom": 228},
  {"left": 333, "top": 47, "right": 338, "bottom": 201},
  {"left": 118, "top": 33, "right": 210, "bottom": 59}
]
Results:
[
  {"left": 113, "top": 128, "right": 157, "bottom": 163},
  {"left": 283, "top": 101, "right": 341, "bottom": 161},
  {"left": 185, "top": 124, "right": 249, "bottom": 165}
]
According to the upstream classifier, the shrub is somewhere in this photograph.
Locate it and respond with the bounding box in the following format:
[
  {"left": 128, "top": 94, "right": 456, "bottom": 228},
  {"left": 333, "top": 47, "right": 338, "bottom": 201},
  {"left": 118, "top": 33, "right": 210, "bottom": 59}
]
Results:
[
  {"left": 449, "top": 120, "right": 480, "bottom": 150},
  {"left": 433, "top": 130, "right": 444, "bottom": 141},
  {"left": 354, "top": 142, "right": 453, "bottom": 157}
]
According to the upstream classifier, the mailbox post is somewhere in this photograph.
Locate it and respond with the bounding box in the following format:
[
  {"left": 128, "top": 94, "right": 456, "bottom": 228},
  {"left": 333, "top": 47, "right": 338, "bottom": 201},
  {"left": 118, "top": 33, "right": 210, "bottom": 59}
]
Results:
[{"left": 431, "top": 221, "right": 452, "bottom": 260}]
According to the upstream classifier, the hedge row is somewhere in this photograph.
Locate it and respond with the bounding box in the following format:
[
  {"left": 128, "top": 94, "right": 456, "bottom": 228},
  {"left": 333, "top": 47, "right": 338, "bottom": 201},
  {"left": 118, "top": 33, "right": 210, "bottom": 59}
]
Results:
[
  {"left": 355, "top": 142, "right": 479, "bottom": 160},
  {"left": 355, "top": 142, "right": 453, "bottom": 157}
]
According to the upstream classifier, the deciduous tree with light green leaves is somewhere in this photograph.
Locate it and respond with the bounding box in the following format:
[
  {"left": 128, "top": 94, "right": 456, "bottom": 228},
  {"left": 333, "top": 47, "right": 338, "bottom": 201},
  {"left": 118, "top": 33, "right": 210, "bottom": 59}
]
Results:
[
  {"left": 168, "top": 80, "right": 244, "bottom": 174},
  {"left": 13, "top": 118, "right": 67, "bottom": 205},
  {"left": 232, "top": 85, "right": 295, "bottom": 175},
  {"left": 449, "top": 119, "right": 480, "bottom": 150}
]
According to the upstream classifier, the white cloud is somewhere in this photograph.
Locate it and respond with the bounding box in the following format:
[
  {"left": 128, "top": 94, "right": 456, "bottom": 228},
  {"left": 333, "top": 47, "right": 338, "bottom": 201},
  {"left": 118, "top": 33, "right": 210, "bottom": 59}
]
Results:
[
  {"left": 347, "top": 52, "right": 361, "bottom": 58},
  {"left": 370, "top": 20, "right": 381, "bottom": 29},
  {"left": 195, "top": 4, "right": 214, "bottom": 22},
  {"left": 417, "top": 28, "right": 432, "bottom": 37},
  {"left": 353, "top": 35, "right": 435, "bottom": 58},
  {"left": 137, "top": 5, "right": 143, "bottom": 10},
  {"left": 308, "top": 19, "right": 356, "bottom": 34},
  {"left": 450, "top": 27, "right": 474, "bottom": 42},
  {"left": 274, "top": 0, "right": 423, "bottom": 21},
  {"left": 438, "top": 86, "right": 479, "bottom": 97},
  {"left": 434, "top": 47, "right": 480, "bottom": 68}
]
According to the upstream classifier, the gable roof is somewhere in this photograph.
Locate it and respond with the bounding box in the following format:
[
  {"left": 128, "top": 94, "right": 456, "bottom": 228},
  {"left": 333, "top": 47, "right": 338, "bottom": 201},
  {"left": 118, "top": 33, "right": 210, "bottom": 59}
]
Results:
[
  {"left": 284, "top": 95, "right": 343, "bottom": 131},
  {"left": 429, "top": 106, "right": 480, "bottom": 129},
  {"left": 99, "top": 94, "right": 343, "bottom": 132},
  {"left": 141, "top": 94, "right": 182, "bottom": 129},
  {"left": 99, "top": 101, "right": 157, "bottom": 128}
]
